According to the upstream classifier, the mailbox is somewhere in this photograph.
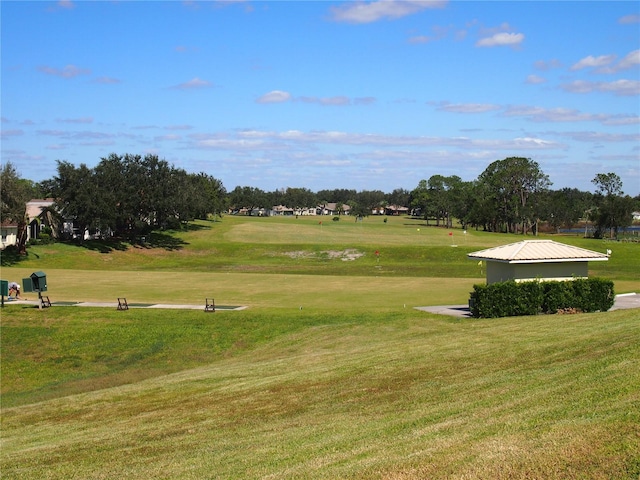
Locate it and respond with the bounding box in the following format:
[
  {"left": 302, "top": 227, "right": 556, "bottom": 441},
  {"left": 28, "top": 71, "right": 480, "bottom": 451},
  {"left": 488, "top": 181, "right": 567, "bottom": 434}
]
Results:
[
  {"left": 23, "top": 271, "right": 47, "bottom": 293},
  {"left": 31, "top": 271, "right": 47, "bottom": 292}
]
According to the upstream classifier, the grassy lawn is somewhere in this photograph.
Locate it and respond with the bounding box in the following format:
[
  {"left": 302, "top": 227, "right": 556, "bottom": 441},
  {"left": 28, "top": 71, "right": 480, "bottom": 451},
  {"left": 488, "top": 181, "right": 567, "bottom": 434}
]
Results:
[
  {"left": 2, "top": 308, "right": 639, "bottom": 479},
  {"left": 4, "top": 215, "right": 638, "bottom": 280},
  {"left": 1, "top": 215, "right": 639, "bottom": 478}
]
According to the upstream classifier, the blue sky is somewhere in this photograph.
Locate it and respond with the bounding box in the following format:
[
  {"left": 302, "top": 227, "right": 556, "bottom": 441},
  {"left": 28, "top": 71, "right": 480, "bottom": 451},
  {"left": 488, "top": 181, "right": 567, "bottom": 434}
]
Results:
[{"left": 2, "top": 0, "right": 639, "bottom": 196}]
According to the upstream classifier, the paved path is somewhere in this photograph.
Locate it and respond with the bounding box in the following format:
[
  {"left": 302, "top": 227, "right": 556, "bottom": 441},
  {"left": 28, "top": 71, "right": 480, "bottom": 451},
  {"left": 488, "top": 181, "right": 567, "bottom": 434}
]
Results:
[
  {"left": 4, "top": 299, "right": 246, "bottom": 311},
  {"left": 416, "top": 293, "right": 640, "bottom": 318},
  {"left": 7, "top": 294, "right": 639, "bottom": 317}
]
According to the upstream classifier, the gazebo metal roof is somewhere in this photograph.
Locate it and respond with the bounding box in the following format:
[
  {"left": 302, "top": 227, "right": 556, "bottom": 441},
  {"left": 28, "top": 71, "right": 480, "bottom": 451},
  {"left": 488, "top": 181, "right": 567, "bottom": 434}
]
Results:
[{"left": 468, "top": 240, "right": 609, "bottom": 264}]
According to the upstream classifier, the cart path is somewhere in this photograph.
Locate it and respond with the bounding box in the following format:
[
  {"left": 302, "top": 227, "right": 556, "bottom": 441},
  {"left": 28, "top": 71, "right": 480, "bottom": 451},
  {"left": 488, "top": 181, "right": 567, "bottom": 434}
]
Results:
[
  {"left": 5, "top": 299, "right": 246, "bottom": 311},
  {"left": 415, "top": 293, "right": 640, "bottom": 318}
]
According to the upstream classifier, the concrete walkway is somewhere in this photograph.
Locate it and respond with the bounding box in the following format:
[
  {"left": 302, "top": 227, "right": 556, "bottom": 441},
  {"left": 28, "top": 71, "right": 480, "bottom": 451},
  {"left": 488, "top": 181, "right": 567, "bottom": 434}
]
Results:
[
  {"left": 3, "top": 299, "right": 246, "bottom": 311},
  {"left": 416, "top": 293, "right": 640, "bottom": 318},
  {"left": 6, "top": 294, "right": 639, "bottom": 317}
]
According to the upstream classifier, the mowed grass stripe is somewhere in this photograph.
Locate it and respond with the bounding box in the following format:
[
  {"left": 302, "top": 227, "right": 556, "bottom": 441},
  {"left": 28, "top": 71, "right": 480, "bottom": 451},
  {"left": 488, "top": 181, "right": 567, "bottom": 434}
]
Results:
[
  {"left": 2, "top": 309, "right": 639, "bottom": 479},
  {"left": 1, "top": 268, "right": 479, "bottom": 310}
]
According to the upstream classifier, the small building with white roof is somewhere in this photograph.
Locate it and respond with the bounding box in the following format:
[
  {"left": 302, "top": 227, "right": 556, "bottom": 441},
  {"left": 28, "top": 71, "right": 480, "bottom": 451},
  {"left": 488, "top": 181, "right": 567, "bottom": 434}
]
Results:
[{"left": 468, "top": 240, "right": 608, "bottom": 284}]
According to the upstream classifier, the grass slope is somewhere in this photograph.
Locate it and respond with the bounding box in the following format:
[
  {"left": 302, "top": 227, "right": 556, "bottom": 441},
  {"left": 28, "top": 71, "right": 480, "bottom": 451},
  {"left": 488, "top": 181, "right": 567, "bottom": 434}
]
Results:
[
  {"left": 2, "top": 215, "right": 639, "bottom": 478},
  {"left": 2, "top": 308, "right": 639, "bottom": 479}
]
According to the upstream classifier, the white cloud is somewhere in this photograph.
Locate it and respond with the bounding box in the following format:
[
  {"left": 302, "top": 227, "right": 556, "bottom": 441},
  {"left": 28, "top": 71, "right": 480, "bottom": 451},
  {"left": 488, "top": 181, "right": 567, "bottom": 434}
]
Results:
[
  {"left": 355, "top": 97, "right": 376, "bottom": 105},
  {"left": 154, "top": 134, "right": 182, "bottom": 141},
  {"left": 37, "top": 64, "right": 91, "bottom": 78},
  {"left": 601, "top": 115, "right": 640, "bottom": 126},
  {"left": 560, "top": 131, "right": 640, "bottom": 143},
  {"left": 407, "top": 24, "right": 452, "bottom": 44},
  {"left": 408, "top": 35, "right": 430, "bottom": 44},
  {"left": 165, "top": 124, "right": 193, "bottom": 131},
  {"left": 170, "top": 77, "right": 213, "bottom": 89},
  {"left": 619, "top": 14, "right": 640, "bottom": 24},
  {"left": 256, "top": 90, "right": 291, "bottom": 104},
  {"left": 94, "top": 76, "right": 121, "bottom": 84},
  {"left": 56, "top": 117, "right": 93, "bottom": 124},
  {"left": 561, "top": 79, "right": 640, "bottom": 96},
  {"left": 329, "top": 0, "right": 446, "bottom": 24},
  {"left": 36, "top": 129, "right": 117, "bottom": 142},
  {"left": 613, "top": 49, "right": 640, "bottom": 71},
  {"left": 525, "top": 74, "right": 546, "bottom": 84},
  {"left": 502, "top": 105, "right": 639, "bottom": 126},
  {"left": 571, "top": 54, "right": 616, "bottom": 71},
  {"left": 47, "top": 0, "right": 74, "bottom": 11},
  {"left": 257, "top": 93, "right": 375, "bottom": 106},
  {"left": 570, "top": 50, "right": 638, "bottom": 74},
  {"left": 503, "top": 106, "right": 600, "bottom": 123},
  {"left": 78, "top": 139, "right": 116, "bottom": 147},
  {"left": 433, "top": 102, "right": 501, "bottom": 113},
  {"left": 534, "top": 59, "right": 563, "bottom": 71},
  {"left": 0, "top": 129, "right": 24, "bottom": 139},
  {"left": 476, "top": 32, "right": 524, "bottom": 47},
  {"left": 298, "top": 95, "right": 351, "bottom": 106},
  {"left": 187, "top": 128, "right": 562, "bottom": 151}
]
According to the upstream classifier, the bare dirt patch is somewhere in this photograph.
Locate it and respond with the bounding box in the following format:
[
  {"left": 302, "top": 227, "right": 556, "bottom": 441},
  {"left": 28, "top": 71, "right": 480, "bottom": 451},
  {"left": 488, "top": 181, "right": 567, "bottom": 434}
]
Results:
[{"left": 283, "top": 249, "right": 364, "bottom": 261}]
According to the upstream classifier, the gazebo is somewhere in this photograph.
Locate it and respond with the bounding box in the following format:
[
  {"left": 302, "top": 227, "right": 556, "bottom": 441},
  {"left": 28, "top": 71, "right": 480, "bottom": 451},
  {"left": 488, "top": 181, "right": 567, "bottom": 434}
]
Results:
[{"left": 468, "top": 240, "right": 608, "bottom": 285}]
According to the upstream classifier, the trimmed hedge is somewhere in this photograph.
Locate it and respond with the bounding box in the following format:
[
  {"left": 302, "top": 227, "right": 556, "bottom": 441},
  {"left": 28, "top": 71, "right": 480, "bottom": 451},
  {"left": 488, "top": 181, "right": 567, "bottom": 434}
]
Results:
[{"left": 470, "top": 278, "right": 615, "bottom": 318}]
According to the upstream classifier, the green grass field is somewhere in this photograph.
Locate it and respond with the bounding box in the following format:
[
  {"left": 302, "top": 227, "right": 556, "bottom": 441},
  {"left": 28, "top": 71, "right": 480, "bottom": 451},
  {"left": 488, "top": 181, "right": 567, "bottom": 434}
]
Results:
[{"left": 2, "top": 215, "right": 639, "bottom": 478}]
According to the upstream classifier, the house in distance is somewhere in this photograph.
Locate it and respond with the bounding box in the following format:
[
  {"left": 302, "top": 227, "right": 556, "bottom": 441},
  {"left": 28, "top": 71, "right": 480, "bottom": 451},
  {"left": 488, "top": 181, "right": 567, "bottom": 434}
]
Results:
[{"left": 468, "top": 240, "right": 609, "bottom": 285}]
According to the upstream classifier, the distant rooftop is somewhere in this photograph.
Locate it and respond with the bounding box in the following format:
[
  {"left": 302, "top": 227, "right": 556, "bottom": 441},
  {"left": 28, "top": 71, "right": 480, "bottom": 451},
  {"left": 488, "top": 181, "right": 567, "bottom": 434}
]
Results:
[
  {"left": 26, "top": 198, "right": 55, "bottom": 221},
  {"left": 468, "top": 240, "right": 609, "bottom": 264}
]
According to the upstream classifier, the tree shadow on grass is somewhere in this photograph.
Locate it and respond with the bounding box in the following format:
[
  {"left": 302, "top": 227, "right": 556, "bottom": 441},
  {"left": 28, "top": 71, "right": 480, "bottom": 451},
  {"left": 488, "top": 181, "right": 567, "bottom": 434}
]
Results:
[
  {"left": 132, "top": 231, "right": 188, "bottom": 251},
  {"left": 182, "top": 222, "right": 211, "bottom": 232},
  {"left": 69, "top": 239, "right": 130, "bottom": 254},
  {"left": 0, "top": 246, "right": 29, "bottom": 267},
  {"left": 2, "top": 222, "right": 210, "bottom": 261},
  {"left": 68, "top": 231, "right": 188, "bottom": 253}
]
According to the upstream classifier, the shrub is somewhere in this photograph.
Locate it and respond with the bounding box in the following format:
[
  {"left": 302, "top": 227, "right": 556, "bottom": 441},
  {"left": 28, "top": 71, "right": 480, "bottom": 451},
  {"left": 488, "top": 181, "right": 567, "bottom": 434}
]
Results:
[
  {"left": 471, "top": 278, "right": 614, "bottom": 318},
  {"left": 29, "top": 233, "right": 53, "bottom": 245},
  {"left": 542, "top": 281, "right": 574, "bottom": 313}
]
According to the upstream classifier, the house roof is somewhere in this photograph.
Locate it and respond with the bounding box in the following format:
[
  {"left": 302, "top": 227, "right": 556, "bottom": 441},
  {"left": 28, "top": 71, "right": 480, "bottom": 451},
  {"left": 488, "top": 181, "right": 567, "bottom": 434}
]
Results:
[
  {"left": 272, "top": 205, "right": 293, "bottom": 212},
  {"left": 319, "top": 203, "right": 351, "bottom": 212},
  {"left": 468, "top": 240, "right": 609, "bottom": 264},
  {"left": 26, "top": 199, "right": 55, "bottom": 221}
]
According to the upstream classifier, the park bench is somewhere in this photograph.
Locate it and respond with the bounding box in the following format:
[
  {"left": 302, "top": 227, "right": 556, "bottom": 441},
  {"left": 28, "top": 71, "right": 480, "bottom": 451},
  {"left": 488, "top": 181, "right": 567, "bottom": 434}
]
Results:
[
  {"left": 205, "top": 298, "right": 215, "bottom": 312},
  {"left": 117, "top": 298, "right": 129, "bottom": 310}
]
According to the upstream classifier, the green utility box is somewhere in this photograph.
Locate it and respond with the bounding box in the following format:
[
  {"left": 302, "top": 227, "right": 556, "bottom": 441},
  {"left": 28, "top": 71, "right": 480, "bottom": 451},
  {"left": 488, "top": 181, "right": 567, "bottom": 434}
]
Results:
[
  {"left": 22, "top": 271, "right": 47, "bottom": 293},
  {"left": 0, "top": 280, "right": 8, "bottom": 296}
]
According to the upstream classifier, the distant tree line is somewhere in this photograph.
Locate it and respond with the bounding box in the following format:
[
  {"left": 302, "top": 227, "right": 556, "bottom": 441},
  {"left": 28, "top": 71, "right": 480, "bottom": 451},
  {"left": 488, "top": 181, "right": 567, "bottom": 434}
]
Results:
[
  {"left": 406, "top": 158, "right": 637, "bottom": 238},
  {"left": 1, "top": 155, "right": 638, "bottom": 251},
  {"left": 227, "top": 185, "right": 411, "bottom": 219}
]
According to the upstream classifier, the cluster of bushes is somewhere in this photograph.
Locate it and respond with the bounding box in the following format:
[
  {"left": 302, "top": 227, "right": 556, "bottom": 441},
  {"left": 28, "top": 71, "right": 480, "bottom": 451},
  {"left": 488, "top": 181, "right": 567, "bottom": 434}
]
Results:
[
  {"left": 470, "top": 278, "right": 615, "bottom": 318},
  {"left": 29, "top": 226, "right": 54, "bottom": 246}
]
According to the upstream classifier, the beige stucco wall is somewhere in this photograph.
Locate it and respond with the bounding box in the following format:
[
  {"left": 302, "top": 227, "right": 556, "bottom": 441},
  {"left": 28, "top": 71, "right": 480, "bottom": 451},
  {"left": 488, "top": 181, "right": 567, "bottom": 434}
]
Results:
[
  {"left": 486, "top": 261, "right": 589, "bottom": 284},
  {"left": 1, "top": 227, "right": 18, "bottom": 249}
]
